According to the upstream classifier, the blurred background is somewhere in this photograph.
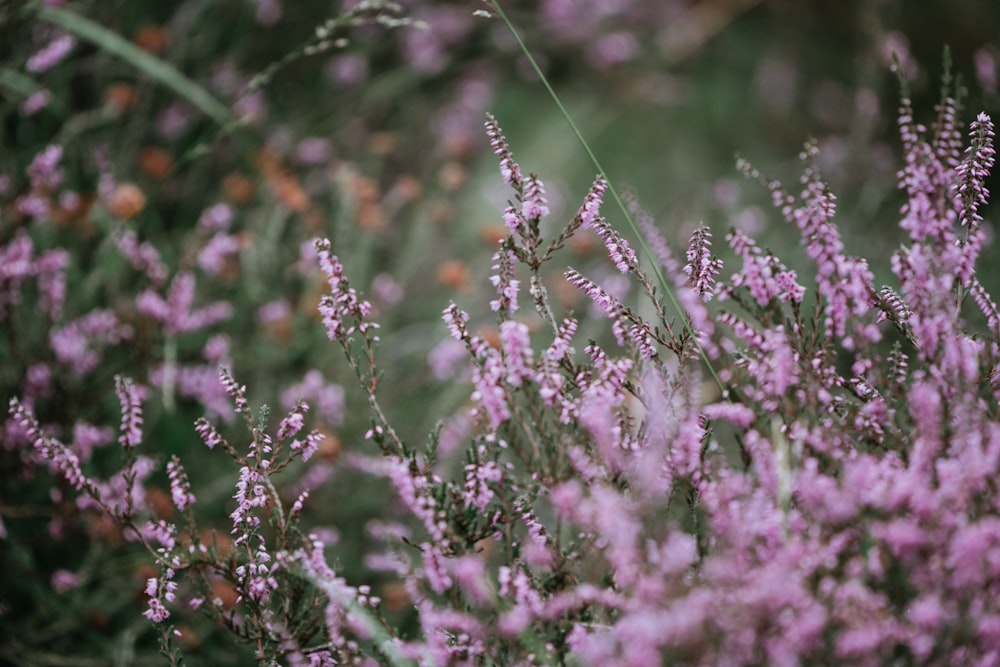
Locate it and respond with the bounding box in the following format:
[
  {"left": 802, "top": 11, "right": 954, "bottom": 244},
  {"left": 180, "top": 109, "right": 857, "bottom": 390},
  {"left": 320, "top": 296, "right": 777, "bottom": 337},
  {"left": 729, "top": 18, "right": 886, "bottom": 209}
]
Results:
[{"left": 2, "top": 0, "right": 999, "bottom": 663}]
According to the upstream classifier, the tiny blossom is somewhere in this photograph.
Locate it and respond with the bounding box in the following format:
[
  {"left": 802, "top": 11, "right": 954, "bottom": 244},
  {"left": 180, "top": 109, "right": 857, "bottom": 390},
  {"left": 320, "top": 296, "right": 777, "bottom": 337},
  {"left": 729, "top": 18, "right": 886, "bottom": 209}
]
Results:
[
  {"left": 499, "top": 320, "right": 533, "bottom": 386},
  {"left": 484, "top": 113, "right": 521, "bottom": 187},
  {"left": 545, "top": 317, "right": 578, "bottom": 362},
  {"left": 281, "top": 370, "right": 345, "bottom": 426},
  {"left": 684, "top": 223, "right": 723, "bottom": 301},
  {"left": 502, "top": 205, "right": 525, "bottom": 237},
  {"left": 470, "top": 342, "right": 511, "bottom": 429},
  {"left": 428, "top": 337, "right": 469, "bottom": 380},
  {"left": 955, "top": 112, "right": 995, "bottom": 285},
  {"left": 26, "top": 33, "right": 75, "bottom": 73},
  {"left": 198, "top": 203, "right": 234, "bottom": 232},
  {"left": 726, "top": 228, "right": 804, "bottom": 305},
  {"left": 522, "top": 174, "right": 549, "bottom": 220},
  {"left": 20, "top": 89, "right": 51, "bottom": 116},
  {"left": 34, "top": 249, "right": 69, "bottom": 319},
  {"left": 565, "top": 269, "right": 618, "bottom": 318},
  {"left": 370, "top": 272, "right": 404, "bottom": 307},
  {"left": 143, "top": 576, "right": 172, "bottom": 623},
  {"left": 464, "top": 450, "right": 502, "bottom": 511},
  {"left": 701, "top": 401, "right": 756, "bottom": 429},
  {"left": 219, "top": 367, "right": 250, "bottom": 415},
  {"left": 386, "top": 455, "right": 446, "bottom": 547},
  {"left": 591, "top": 216, "right": 638, "bottom": 274},
  {"left": 197, "top": 232, "right": 241, "bottom": 275},
  {"left": 294, "top": 136, "right": 333, "bottom": 165},
  {"left": 50, "top": 310, "right": 133, "bottom": 375},
  {"left": 136, "top": 272, "right": 232, "bottom": 334},
  {"left": 576, "top": 175, "right": 608, "bottom": 229},
  {"left": 230, "top": 466, "right": 269, "bottom": 537},
  {"left": 194, "top": 417, "right": 222, "bottom": 449},
  {"left": 277, "top": 402, "right": 308, "bottom": 441},
  {"left": 50, "top": 569, "right": 80, "bottom": 594},
  {"left": 314, "top": 238, "right": 378, "bottom": 341},
  {"left": 71, "top": 421, "right": 113, "bottom": 461},
  {"left": 10, "top": 398, "right": 90, "bottom": 492},
  {"left": 114, "top": 376, "right": 143, "bottom": 448},
  {"left": 489, "top": 248, "right": 520, "bottom": 314},
  {"left": 116, "top": 231, "right": 168, "bottom": 286},
  {"left": 166, "top": 456, "right": 196, "bottom": 511},
  {"left": 442, "top": 302, "right": 470, "bottom": 342},
  {"left": 291, "top": 430, "right": 325, "bottom": 462},
  {"left": 0, "top": 231, "right": 34, "bottom": 319},
  {"left": 27, "top": 145, "right": 64, "bottom": 190}
]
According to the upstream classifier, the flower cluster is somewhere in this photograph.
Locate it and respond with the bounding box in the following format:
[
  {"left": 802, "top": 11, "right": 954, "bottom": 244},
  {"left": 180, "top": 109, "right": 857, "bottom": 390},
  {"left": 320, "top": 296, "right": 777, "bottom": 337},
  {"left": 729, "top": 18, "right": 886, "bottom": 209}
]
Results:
[{"left": 5, "top": 12, "right": 1000, "bottom": 661}]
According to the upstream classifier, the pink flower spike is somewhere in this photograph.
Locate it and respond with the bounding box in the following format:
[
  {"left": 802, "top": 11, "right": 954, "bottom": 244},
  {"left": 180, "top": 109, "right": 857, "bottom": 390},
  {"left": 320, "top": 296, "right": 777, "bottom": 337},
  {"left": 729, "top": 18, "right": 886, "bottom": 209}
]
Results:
[
  {"left": 114, "top": 376, "right": 143, "bottom": 448},
  {"left": 166, "top": 455, "right": 196, "bottom": 511},
  {"left": 485, "top": 113, "right": 522, "bottom": 187}
]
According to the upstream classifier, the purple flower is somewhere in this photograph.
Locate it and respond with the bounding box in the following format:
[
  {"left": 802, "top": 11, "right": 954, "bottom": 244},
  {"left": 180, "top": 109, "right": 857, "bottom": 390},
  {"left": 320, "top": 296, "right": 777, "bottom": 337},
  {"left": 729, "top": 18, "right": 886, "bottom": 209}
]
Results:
[
  {"left": 115, "top": 376, "right": 143, "bottom": 448},
  {"left": 442, "top": 302, "right": 470, "bottom": 342},
  {"left": 26, "top": 33, "right": 75, "bottom": 73},
  {"left": 50, "top": 310, "right": 132, "bottom": 375},
  {"left": 136, "top": 272, "right": 232, "bottom": 335},
  {"left": 484, "top": 113, "right": 522, "bottom": 187},
  {"left": 27, "top": 145, "right": 64, "bottom": 190},
  {"left": 50, "top": 569, "right": 81, "bottom": 594},
  {"left": 281, "top": 370, "right": 344, "bottom": 427},
  {"left": 684, "top": 223, "right": 722, "bottom": 301},
  {"left": 116, "top": 231, "right": 168, "bottom": 286},
  {"left": 489, "top": 248, "right": 520, "bottom": 314},
  {"left": 522, "top": 174, "right": 549, "bottom": 221},
  {"left": 8, "top": 397, "right": 92, "bottom": 493},
  {"left": 470, "top": 339, "right": 511, "bottom": 429},
  {"left": 314, "top": 238, "right": 378, "bottom": 341},
  {"left": 575, "top": 175, "right": 608, "bottom": 229},
  {"left": 20, "top": 89, "right": 51, "bottom": 116},
  {"left": 197, "top": 203, "right": 233, "bottom": 232},
  {"left": 197, "top": 233, "right": 240, "bottom": 276},
  {"left": 592, "top": 216, "right": 638, "bottom": 274},
  {"left": 219, "top": 367, "right": 250, "bottom": 416},
  {"left": 194, "top": 417, "right": 224, "bottom": 450},
  {"left": 166, "top": 456, "right": 195, "bottom": 511},
  {"left": 726, "top": 228, "right": 804, "bottom": 305}
]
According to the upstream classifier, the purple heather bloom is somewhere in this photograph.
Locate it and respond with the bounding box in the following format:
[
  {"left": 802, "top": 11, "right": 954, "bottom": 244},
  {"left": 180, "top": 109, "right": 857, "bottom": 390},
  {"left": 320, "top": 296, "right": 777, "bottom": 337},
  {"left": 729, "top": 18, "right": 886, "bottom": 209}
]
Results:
[
  {"left": 116, "top": 231, "right": 168, "bottom": 286},
  {"left": 26, "top": 32, "right": 75, "bottom": 73},
  {"left": 592, "top": 216, "right": 638, "bottom": 274},
  {"left": 684, "top": 223, "right": 722, "bottom": 301},
  {"left": 21, "top": 89, "right": 51, "bottom": 116},
  {"left": 314, "top": 238, "right": 378, "bottom": 341},
  {"left": 136, "top": 272, "right": 232, "bottom": 335},
  {"left": 489, "top": 248, "right": 520, "bottom": 314},
  {"left": 197, "top": 203, "right": 233, "bottom": 232},
  {"left": 28, "top": 144, "right": 64, "bottom": 190},
  {"left": 50, "top": 310, "right": 133, "bottom": 375},
  {"left": 114, "top": 376, "right": 143, "bottom": 448},
  {"left": 194, "top": 417, "right": 224, "bottom": 450},
  {"left": 50, "top": 569, "right": 81, "bottom": 594},
  {"left": 166, "top": 456, "right": 195, "bottom": 511},
  {"left": 484, "top": 114, "right": 522, "bottom": 187},
  {"left": 442, "top": 302, "right": 470, "bottom": 342},
  {"left": 197, "top": 233, "right": 240, "bottom": 275},
  {"left": 281, "top": 370, "right": 344, "bottom": 427},
  {"left": 522, "top": 174, "right": 549, "bottom": 221}
]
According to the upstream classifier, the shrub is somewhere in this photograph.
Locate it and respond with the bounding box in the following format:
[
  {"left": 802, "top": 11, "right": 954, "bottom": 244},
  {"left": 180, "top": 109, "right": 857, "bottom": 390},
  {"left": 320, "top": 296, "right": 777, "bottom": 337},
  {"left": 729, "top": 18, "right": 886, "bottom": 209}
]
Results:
[{"left": 3, "top": 2, "right": 1000, "bottom": 666}]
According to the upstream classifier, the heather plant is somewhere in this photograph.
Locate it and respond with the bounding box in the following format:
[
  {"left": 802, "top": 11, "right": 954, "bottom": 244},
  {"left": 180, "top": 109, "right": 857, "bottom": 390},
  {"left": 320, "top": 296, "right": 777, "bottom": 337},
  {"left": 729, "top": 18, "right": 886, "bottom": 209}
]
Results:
[
  {"left": 9, "top": 60, "right": 1000, "bottom": 664},
  {"left": 3, "top": 1, "right": 1000, "bottom": 665}
]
